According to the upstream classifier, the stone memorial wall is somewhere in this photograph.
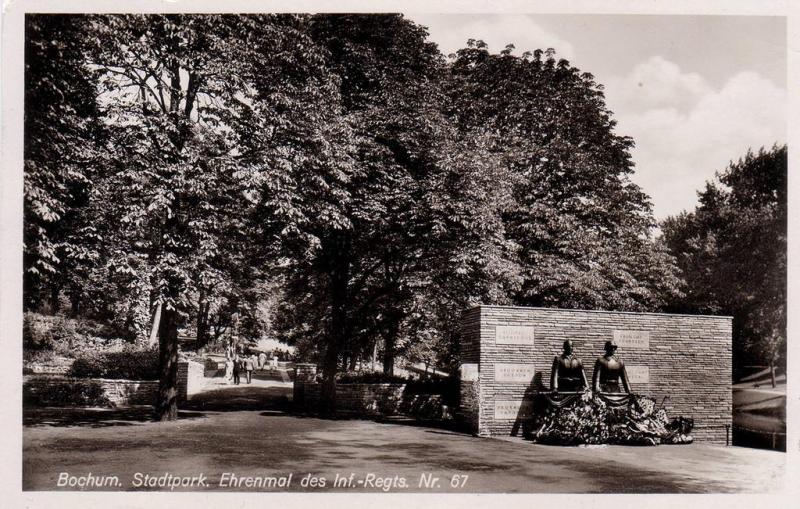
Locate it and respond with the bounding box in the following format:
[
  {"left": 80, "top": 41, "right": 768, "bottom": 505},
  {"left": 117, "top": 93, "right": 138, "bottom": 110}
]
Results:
[{"left": 459, "top": 305, "right": 732, "bottom": 443}]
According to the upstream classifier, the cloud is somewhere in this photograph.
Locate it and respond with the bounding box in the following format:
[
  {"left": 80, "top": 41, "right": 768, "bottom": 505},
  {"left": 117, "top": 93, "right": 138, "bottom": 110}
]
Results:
[
  {"left": 604, "top": 57, "right": 786, "bottom": 219},
  {"left": 411, "top": 14, "right": 576, "bottom": 60},
  {"left": 608, "top": 56, "right": 712, "bottom": 112}
]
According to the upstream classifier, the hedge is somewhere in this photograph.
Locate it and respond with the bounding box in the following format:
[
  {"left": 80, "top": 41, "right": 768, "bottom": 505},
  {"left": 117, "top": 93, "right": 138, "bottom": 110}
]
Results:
[{"left": 69, "top": 347, "right": 159, "bottom": 380}]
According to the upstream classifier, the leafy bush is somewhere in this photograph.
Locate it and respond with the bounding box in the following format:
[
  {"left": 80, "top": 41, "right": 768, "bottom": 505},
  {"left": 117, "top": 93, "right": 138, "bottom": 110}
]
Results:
[
  {"left": 331, "top": 372, "right": 459, "bottom": 406},
  {"left": 23, "top": 312, "right": 73, "bottom": 350},
  {"left": 23, "top": 312, "right": 133, "bottom": 357},
  {"left": 22, "top": 348, "right": 57, "bottom": 367},
  {"left": 69, "top": 346, "right": 159, "bottom": 380},
  {"left": 23, "top": 379, "right": 112, "bottom": 407},
  {"left": 404, "top": 376, "right": 459, "bottom": 406}
]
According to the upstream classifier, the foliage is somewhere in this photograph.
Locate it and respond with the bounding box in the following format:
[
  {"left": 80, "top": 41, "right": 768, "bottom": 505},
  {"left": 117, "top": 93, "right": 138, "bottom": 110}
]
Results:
[
  {"left": 446, "top": 43, "right": 684, "bottom": 312},
  {"left": 660, "top": 145, "right": 787, "bottom": 374},
  {"left": 275, "top": 16, "right": 521, "bottom": 381},
  {"left": 23, "top": 15, "right": 694, "bottom": 414},
  {"left": 23, "top": 15, "right": 104, "bottom": 313},
  {"left": 23, "top": 379, "right": 112, "bottom": 407},
  {"left": 69, "top": 346, "right": 160, "bottom": 380},
  {"left": 23, "top": 312, "right": 125, "bottom": 355}
]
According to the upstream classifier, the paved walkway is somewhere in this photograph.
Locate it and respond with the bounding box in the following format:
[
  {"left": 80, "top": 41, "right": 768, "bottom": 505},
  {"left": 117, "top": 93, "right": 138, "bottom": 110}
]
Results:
[{"left": 23, "top": 386, "right": 785, "bottom": 493}]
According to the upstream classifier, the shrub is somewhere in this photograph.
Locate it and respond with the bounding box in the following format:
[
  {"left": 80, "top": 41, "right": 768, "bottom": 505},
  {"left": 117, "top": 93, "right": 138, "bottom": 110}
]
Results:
[
  {"left": 331, "top": 372, "right": 459, "bottom": 405},
  {"left": 69, "top": 346, "right": 159, "bottom": 380},
  {"left": 405, "top": 376, "right": 459, "bottom": 406},
  {"left": 23, "top": 379, "right": 112, "bottom": 407}
]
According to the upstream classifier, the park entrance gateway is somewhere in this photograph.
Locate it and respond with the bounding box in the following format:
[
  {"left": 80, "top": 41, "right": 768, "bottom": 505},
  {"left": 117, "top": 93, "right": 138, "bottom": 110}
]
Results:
[{"left": 458, "top": 305, "right": 732, "bottom": 443}]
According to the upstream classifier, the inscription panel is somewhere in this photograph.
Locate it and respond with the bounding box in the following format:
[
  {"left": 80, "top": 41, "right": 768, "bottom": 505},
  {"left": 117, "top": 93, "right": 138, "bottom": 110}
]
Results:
[
  {"left": 613, "top": 329, "right": 650, "bottom": 350},
  {"left": 494, "top": 399, "right": 533, "bottom": 420},
  {"left": 494, "top": 363, "right": 536, "bottom": 383},
  {"left": 626, "top": 365, "right": 650, "bottom": 384},
  {"left": 495, "top": 325, "right": 535, "bottom": 345},
  {"left": 461, "top": 363, "right": 479, "bottom": 382}
]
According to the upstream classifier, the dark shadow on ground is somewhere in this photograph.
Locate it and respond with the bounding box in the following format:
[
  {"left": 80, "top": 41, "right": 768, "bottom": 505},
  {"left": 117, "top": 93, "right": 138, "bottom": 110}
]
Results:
[
  {"left": 182, "top": 386, "right": 292, "bottom": 412},
  {"left": 23, "top": 405, "right": 207, "bottom": 428},
  {"left": 281, "top": 407, "right": 472, "bottom": 436},
  {"left": 375, "top": 415, "right": 470, "bottom": 434},
  {"left": 553, "top": 458, "right": 713, "bottom": 493}
]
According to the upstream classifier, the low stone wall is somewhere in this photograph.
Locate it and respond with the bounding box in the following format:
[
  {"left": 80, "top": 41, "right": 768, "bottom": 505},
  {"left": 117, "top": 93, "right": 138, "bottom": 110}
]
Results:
[
  {"left": 293, "top": 364, "right": 452, "bottom": 420},
  {"left": 294, "top": 381, "right": 405, "bottom": 415},
  {"left": 24, "top": 376, "right": 159, "bottom": 407},
  {"left": 293, "top": 380, "right": 451, "bottom": 420},
  {"left": 24, "top": 359, "right": 206, "bottom": 408}
]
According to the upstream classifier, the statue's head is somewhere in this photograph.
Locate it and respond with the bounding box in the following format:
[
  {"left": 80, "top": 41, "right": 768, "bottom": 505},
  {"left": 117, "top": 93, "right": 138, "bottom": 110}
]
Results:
[
  {"left": 604, "top": 340, "right": 618, "bottom": 356},
  {"left": 563, "top": 339, "right": 574, "bottom": 355}
]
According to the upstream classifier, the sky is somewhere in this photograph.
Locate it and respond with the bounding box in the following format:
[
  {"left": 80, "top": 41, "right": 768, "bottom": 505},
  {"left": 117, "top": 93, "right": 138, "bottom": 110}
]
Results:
[{"left": 405, "top": 14, "right": 787, "bottom": 220}]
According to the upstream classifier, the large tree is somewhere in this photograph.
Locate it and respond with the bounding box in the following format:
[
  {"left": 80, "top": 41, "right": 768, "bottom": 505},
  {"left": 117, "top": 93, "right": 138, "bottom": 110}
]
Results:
[
  {"left": 23, "top": 15, "right": 103, "bottom": 315},
  {"left": 445, "top": 43, "right": 683, "bottom": 312},
  {"left": 661, "top": 145, "right": 787, "bottom": 379},
  {"left": 273, "top": 15, "right": 520, "bottom": 392},
  {"left": 78, "top": 14, "right": 352, "bottom": 419}
]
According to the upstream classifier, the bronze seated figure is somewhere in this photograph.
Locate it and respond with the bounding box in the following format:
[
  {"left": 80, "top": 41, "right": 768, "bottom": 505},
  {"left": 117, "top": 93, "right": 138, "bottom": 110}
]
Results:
[
  {"left": 592, "top": 339, "right": 631, "bottom": 394},
  {"left": 550, "top": 339, "right": 588, "bottom": 392}
]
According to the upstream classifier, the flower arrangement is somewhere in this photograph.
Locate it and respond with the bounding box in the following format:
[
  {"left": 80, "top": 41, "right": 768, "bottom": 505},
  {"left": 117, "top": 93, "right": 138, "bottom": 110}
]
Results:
[{"left": 528, "top": 390, "right": 693, "bottom": 446}]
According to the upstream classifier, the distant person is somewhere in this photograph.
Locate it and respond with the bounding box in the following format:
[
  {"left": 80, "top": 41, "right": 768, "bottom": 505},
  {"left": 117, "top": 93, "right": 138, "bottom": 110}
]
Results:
[
  {"left": 224, "top": 358, "right": 233, "bottom": 384},
  {"left": 233, "top": 355, "right": 241, "bottom": 385},
  {"left": 258, "top": 351, "right": 267, "bottom": 371},
  {"left": 245, "top": 355, "right": 255, "bottom": 384}
]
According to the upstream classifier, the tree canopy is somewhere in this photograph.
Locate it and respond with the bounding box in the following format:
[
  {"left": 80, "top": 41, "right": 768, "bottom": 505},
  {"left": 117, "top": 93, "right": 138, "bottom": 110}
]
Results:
[
  {"left": 661, "top": 145, "right": 787, "bottom": 377},
  {"left": 24, "top": 14, "right": 711, "bottom": 417}
]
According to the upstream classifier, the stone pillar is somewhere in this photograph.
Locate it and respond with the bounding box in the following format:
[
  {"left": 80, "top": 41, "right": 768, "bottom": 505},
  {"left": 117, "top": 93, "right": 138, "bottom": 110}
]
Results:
[
  {"left": 294, "top": 363, "right": 318, "bottom": 382},
  {"left": 293, "top": 363, "right": 318, "bottom": 407},
  {"left": 177, "top": 361, "right": 189, "bottom": 403},
  {"left": 176, "top": 360, "right": 206, "bottom": 403}
]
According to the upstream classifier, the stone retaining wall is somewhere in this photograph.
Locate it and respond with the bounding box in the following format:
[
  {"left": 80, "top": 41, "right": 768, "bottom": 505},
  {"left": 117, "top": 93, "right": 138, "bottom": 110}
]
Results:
[
  {"left": 294, "top": 381, "right": 407, "bottom": 415},
  {"left": 23, "top": 359, "right": 206, "bottom": 407},
  {"left": 460, "top": 305, "right": 732, "bottom": 443},
  {"left": 292, "top": 366, "right": 451, "bottom": 420},
  {"left": 23, "top": 376, "right": 159, "bottom": 407}
]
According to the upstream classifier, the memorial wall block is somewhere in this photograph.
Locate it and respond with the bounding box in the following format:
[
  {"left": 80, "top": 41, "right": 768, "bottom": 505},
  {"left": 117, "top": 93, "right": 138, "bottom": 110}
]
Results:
[{"left": 458, "top": 305, "right": 732, "bottom": 443}]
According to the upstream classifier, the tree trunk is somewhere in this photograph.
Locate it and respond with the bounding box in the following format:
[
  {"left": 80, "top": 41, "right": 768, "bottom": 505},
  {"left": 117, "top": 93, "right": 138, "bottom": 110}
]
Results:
[
  {"left": 770, "top": 363, "right": 776, "bottom": 388},
  {"left": 320, "top": 343, "right": 338, "bottom": 415},
  {"left": 50, "top": 285, "right": 60, "bottom": 315},
  {"left": 148, "top": 302, "right": 162, "bottom": 348},
  {"left": 155, "top": 306, "right": 179, "bottom": 421},
  {"left": 196, "top": 295, "right": 210, "bottom": 347},
  {"left": 319, "top": 233, "right": 351, "bottom": 415},
  {"left": 68, "top": 292, "right": 81, "bottom": 318},
  {"left": 382, "top": 321, "right": 400, "bottom": 376}
]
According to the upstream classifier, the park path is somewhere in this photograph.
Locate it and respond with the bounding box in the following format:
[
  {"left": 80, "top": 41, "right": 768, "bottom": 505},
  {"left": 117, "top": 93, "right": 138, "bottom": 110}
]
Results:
[{"left": 23, "top": 404, "right": 784, "bottom": 493}]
